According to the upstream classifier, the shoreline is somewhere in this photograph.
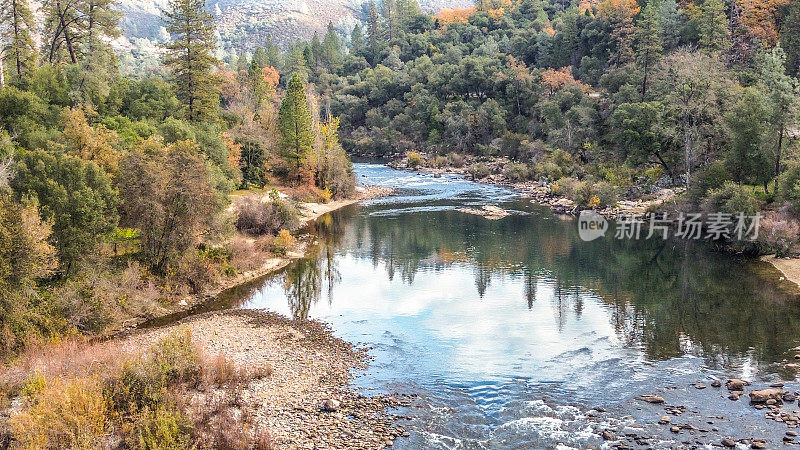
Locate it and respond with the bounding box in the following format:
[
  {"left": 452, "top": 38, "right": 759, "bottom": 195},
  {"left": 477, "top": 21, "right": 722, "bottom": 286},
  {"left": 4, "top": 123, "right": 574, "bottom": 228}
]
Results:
[{"left": 108, "top": 184, "right": 392, "bottom": 336}]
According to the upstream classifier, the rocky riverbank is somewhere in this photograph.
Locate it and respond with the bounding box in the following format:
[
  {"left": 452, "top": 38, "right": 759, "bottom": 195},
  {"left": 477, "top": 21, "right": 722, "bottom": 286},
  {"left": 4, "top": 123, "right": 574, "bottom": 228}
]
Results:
[
  {"left": 389, "top": 157, "right": 678, "bottom": 220},
  {"left": 123, "top": 310, "right": 410, "bottom": 448}
]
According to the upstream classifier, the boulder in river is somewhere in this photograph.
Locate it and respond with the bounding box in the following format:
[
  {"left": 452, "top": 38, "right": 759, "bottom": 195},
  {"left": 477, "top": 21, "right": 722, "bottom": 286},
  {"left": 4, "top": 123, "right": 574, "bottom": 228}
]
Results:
[
  {"left": 726, "top": 378, "right": 749, "bottom": 391},
  {"left": 638, "top": 394, "right": 665, "bottom": 404},
  {"left": 749, "top": 388, "right": 786, "bottom": 403}
]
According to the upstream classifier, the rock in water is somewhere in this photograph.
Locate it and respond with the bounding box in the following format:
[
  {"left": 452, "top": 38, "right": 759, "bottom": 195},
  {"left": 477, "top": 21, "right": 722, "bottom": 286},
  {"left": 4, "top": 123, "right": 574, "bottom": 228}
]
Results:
[
  {"left": 721, "top": 438, "right": 736, "bottom": 447},
  {"left": 749, "top": 388, "right": 786, "bottom": 403},
  {"left": 726, "top": 378, "right": 749, "bottom": 391},
  {"left": 638, "top": 394, "right": 665, "bottom": 404},
  {"left": 711, "top": 380, "right": 722, "bottom": 388},
  {"left": 601, "top": 430, "right": 614, "bottom": 440},
  {"left": 319, "top": 398, "right": 341, "bottom": 412}
]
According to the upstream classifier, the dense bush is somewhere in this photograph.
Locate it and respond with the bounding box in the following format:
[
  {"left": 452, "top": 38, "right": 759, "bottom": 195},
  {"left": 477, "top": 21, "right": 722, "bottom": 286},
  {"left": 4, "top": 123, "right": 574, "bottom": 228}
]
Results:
[
  {"left": 270, "top": 229, "right": 296, "bottom": 256},
  {"left": 406, "top": 151, "right": 423, "bottom": 169},
  {"left": 701, "top": 182, "right": 761, "bottom": 216},
  {"left": 778, "top": 162, "right": 800, "bottom": 212},
  {"left": 235, "top": 196, "right": 300, "bottom": 236},
  {"left": 467, "top": 163, "right": 491, "bottom": 180},
  {"left": 503, "top": 162, "right": 531, "bottom": 182},
  {"left": 758, "top": 210, "right": 800, "bottom": 256}
]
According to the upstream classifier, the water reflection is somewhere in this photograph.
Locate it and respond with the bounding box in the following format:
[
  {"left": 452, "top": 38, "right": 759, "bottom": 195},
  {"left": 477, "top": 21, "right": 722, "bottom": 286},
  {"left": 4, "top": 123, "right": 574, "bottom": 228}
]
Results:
[{"left": 252, "top": 169, "right": 800, "bottom": 377}]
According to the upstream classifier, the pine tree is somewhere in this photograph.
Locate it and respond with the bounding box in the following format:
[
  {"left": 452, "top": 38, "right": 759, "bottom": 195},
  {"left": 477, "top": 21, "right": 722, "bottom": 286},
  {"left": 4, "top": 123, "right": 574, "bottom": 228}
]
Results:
[
  {"left": 321, "top": 23, "right": 343, "bottom": 69},
  {"left": 635, "top": 0, "right": 663, "bottom": 100},
  {"left": 367, "top": 0, "right": 382, "bottom": 65},
  {"left": 310, "top": 32, "right": 323, "bottom": 69},
  {"left": 350, "top": 23, "right": 365, "bottom": 53},
  {"left": 657, "top": 0, "right": 680, "bottom": 50},
  {"left": 381, "top": 0, "right": 398, "bottom": 41},
  {"left": 698, "top": 0, "right": 731, "bottom": 53},
  {"left": 780, "top": 0, "right": 800, "bottom": 76},
  {"left": 162, "top": 0, "right": 219, "bottom": 122},
  {"left": 396, "top": 0, "right": 422, "bottom": 27},
  {"left": 279, "top": 73, "right": 313, "bottom": 184},
  {"left": 0, "top": 0, "right": 37, "bottom": 83}
]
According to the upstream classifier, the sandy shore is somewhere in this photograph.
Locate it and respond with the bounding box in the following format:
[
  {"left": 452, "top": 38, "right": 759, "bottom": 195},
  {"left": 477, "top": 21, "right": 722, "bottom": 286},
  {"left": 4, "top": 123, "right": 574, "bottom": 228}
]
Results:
[
  {"left": 124, "top": 310, "right": 409, "bottom": 448},
  {"left": 761, "top": 255, "right": 800, "bottom": 288}
]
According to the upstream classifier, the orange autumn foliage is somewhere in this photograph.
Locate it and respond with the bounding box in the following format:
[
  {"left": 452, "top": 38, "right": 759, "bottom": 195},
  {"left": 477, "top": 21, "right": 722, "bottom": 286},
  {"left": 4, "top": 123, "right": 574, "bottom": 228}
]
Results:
[
  {"left": 218, "top": 70, "right": 242, "bottom": 103},
  {"left": 739, "top": 0, "right": 790, "bottom": 47},
  {"left": 261, "top": 66, "right": 280, "bottom": 89},
  {"left": 596, "top": 0, "right": 640, "bottom": 18},
  {"left": 222, "top": 132, "right": 242, "bottom": 171},
  {"left": 540, "top": 67, "right": 591, "bottom": 96},
  {"left": 436, "top": 7, "right": 476, "bottom": 25}
]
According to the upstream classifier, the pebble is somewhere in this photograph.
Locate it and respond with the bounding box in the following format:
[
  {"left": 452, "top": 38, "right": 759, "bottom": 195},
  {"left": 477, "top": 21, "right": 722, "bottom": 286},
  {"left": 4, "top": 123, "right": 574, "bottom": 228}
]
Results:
[
  {"left": 601, "top": 430, "right": 614, "bottom": 440},
  {"left": 670, "top": 426, "right": 680, "bottom": 433},
  {"left": 721, "top": 438, "right": 736, "bottom": 447},
  {"left": 694, "top": 383, "right": 706, "bottom": 389},
  {"left": 659, "top": 416, "right": 671, "bottom": 424},
  {"left": 711, "top": 380, "right": 722, "bottom": 388}
]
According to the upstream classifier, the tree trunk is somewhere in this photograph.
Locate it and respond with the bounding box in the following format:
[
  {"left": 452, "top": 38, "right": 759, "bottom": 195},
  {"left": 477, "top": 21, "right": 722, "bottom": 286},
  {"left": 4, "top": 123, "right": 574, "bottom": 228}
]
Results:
[{"left": 775, "top": 121, "right": 784, "bottom": 180}]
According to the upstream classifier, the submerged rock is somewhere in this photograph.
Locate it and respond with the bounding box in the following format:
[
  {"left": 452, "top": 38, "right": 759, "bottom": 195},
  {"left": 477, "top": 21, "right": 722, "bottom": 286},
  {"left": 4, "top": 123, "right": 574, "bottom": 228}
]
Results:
[
  {"left": 638, "top": 394, "right": 665, "bottom": 404},
  {"left": 456, "top": 205, "right": 511, "bottom": 220}
]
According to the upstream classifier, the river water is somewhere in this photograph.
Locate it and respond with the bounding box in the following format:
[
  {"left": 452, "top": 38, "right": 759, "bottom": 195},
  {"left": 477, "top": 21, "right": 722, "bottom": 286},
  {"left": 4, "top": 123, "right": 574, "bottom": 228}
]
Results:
[{"left": 227, "top": 163, "right": 800, "bottom": 448}]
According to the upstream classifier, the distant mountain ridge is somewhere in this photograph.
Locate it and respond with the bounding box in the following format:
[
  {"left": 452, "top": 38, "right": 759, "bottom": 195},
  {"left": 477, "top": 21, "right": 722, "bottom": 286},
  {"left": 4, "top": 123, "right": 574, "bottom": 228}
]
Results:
[{"left": 116, "top": 0, "right": 473, "bottom": 51}]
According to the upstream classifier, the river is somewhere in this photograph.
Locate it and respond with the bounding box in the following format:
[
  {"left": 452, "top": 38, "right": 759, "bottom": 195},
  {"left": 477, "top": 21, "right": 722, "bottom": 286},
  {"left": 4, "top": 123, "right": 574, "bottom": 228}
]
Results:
[{"left": 225, "top": 163, "right": 800, "bottom": 448}]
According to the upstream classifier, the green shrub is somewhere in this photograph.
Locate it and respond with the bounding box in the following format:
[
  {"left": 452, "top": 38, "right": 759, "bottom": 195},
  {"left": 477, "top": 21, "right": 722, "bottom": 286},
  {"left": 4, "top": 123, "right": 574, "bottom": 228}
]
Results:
[
  {"left": 594, "top": 181, "right": 619, "bottom": 208},
  {"left": 431, "top": 156, "right": 448, "bottom": 168},
  {"left": 778, "top": 162, "right": 800, "bottom": 212},
  {"left": 536, "top": 161, "right": 563, "bottom": 181},
  {"left": 467, "top": 163, "right": 490, "bottom": 180},
  {"left": 689, "top": 161, "right": 731, "bottom": 205},
  {"left": 105, "top": 329, "right": 201, "bottom": 416},
  {"left": 134, "top": 405, "right": 194, "bottom": 450},
  {"left": 503, "top": 163, "right": 530, "bottom": 182},
  {"left": 701, "top": 181, "right": 760, "bottom": 216}
]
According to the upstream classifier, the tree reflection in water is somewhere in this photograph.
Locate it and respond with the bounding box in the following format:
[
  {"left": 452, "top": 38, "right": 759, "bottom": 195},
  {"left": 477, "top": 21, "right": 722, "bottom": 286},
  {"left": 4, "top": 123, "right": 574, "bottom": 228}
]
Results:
[{"left": 278, "top": 199, "right": 800, "bottom": 374}]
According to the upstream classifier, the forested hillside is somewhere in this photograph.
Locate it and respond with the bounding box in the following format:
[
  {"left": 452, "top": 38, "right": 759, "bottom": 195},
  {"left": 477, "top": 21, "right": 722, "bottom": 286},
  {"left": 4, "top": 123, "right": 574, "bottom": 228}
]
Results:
[
  {"left": 275, "top": 0, "right": 800, "bottom": 254},
  {"left": 0, "top": 0, "right": 354, "bottom": 363}
]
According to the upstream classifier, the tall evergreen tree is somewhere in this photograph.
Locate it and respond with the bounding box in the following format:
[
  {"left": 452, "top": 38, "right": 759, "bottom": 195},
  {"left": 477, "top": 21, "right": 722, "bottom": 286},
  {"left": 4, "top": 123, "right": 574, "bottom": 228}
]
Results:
[
  {"left": 780, "top": 0, "right": 800, "bottom": 76},
  {"left": 350, "top": 23, "right": 365, "bottom": 53},
  {"left": 279, "top": 73, "right": 313, "bottom": 183},
  {"left": 698, "top": 0, "right": 731, "bottom": 52},
  {"left": 635, "top": 0, "right": 663, "bottom": 100},
  {"left": 0, "top": 0, "right": 37, "bottom": 83},
  {"left": 657, "top": 0, "right": 680, "bottom": 50},
  {"left": 367, "top": 0, "right": 382, "bottom": 64},
  {"left": 162, "top": 0, "right": 219, "bottom": 122},
  {"left": 321, "top": 22, "right": 343, "bottom": 69}
]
